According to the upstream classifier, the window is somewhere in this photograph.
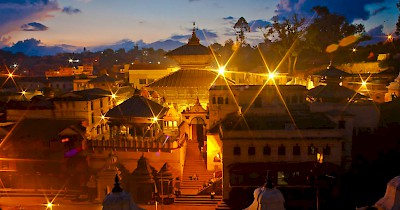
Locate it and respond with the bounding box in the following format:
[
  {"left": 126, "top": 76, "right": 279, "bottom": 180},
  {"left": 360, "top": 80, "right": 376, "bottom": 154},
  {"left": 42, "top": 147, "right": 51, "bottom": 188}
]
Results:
[
  {"left": 139, "top": 79, "right": 147, "bottom": 84},
  {"left": 278, "top": 145, "right": 286, "bottom": 156},
  {"left": 323, "top": 145, "right": 331, "bottom": 155},
  {"left": 225, "top": 97, "right": 229, "bottom": 104},
  {"left": 263, "top": 145, "right": 271, "bottom": 155},
  {"left": 100, "top": 98, "right": 103, "bottom": 108},
  {"left": 91, "top": 101, "right": 94, "bottom": 110},
  {"left": 233, "top": 146, "right": 241, "bottom": 156},
  {"left": 212, "top": 97, "right": 216, "bottom": 104},
  {"left": 308, "top": 144, "right": 317, "bottom": 155},
  {"left": 217, "top": 97, "right": 224, "bottom": 104},
  {"left": 248, "top": 146, "right": 255, "bottom": 156},
  {"left": 91, "top": 113, "right": 95, "bottom": 124},
  {"left": 293, "top": 144, "right": 301, "bottom": 156}
]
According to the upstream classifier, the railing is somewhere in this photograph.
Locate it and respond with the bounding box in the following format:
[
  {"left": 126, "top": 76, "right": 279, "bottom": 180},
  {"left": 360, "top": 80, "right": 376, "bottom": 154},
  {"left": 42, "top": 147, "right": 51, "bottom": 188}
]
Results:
[{"left": 87, "top": 135, "right": 185, "bottom": 152}]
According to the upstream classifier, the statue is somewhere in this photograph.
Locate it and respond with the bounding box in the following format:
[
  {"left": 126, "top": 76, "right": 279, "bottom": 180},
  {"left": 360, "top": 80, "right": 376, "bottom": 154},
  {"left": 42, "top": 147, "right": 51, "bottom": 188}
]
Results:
[{"left": 243, "top": 179, "right": 285, "bottom": 210}]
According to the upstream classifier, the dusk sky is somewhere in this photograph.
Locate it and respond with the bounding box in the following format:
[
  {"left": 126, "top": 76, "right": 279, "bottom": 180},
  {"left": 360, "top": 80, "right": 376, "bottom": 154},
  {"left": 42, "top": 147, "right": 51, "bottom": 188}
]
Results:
[{"left": 0, "top": 0, "right": 398, "bottom": 52}]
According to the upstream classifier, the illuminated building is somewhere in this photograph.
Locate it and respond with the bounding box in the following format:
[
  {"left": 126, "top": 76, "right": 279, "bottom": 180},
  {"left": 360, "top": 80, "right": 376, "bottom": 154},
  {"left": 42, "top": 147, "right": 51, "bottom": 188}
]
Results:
[
  {"left": 45, "top": 64, "right": 94, "bottom": 77},
  {"left": 207, "top": 84, "right": 344, "bottom": 205},
  {"left": 125, "top": 63, "right": 178, "bottom": 89},
  {"left": 52, "top": 88, "right": 114, "bottom": 141}
]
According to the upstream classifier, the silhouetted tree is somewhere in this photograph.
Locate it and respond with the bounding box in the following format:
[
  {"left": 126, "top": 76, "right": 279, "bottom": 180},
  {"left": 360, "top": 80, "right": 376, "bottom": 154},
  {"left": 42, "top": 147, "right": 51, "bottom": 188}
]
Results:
[
  {"left": 262, "top": 14, "right": 306, "bottom": 75},
  {"left": 396, "top": 0, "right": 400, "bottom": 35}
]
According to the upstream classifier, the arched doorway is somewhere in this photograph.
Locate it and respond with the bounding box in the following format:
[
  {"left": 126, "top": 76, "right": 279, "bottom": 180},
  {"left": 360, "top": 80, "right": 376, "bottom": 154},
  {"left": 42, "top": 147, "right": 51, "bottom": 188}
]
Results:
[{"left": 190, "top": 117, "right": 206, "bottom": 153}]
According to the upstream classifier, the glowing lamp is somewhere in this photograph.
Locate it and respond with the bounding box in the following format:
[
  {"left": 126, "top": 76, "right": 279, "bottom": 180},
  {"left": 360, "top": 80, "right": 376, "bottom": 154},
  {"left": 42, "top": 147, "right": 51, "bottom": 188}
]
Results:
[
  {"left": 46, "top": 202, "right": 53, "bottom": 209},
  {"left": 316, "top": 153, "right": 323, "bottom": 164},
  {"left": 21, "top": 91, "right": 26, "bottom": 95},
  {"left": 268, "top": 72, "right": 275, "bottom": 80},
  {"left": 361, "top": 81, "right": 367, "bottom": 86},
  {"left": 152, "top": 117, "right": 158, "bottom": 122},
  {"left": 8, "top": 73, "right": 13, "bottom": 78},
  {"left": 101, "top": 115, "right": 105, "bottom": 120},
  {"left": 218, "top": 67, "right": 225, "bottom": 75},
  {"left": 352, "top": 48, "right": 357, "bottom": 53},
  {"left": 111, "top": 94, "right": 116, "bottom": 99}
]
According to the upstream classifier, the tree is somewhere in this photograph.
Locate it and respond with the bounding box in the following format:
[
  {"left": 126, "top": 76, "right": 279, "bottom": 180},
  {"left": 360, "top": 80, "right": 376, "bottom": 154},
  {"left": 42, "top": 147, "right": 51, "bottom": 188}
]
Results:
[
  {"left": 262, "top": 14, "right": 306, "bottom": 75},
  {"left": 305, "top": 6, "right": 365, "bottom": 54},
  {"left": 396, "top": 0, "right": 400, "bottom": 35}
]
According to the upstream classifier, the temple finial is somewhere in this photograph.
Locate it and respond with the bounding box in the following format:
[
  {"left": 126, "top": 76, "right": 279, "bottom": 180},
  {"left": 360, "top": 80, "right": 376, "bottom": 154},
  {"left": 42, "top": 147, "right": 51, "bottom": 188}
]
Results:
[
  {"left": 112, "top": 174, "right": 123, "bottom": 193},
  {"left": 188, "top": 22, "right": 200, "bottom": 45}
]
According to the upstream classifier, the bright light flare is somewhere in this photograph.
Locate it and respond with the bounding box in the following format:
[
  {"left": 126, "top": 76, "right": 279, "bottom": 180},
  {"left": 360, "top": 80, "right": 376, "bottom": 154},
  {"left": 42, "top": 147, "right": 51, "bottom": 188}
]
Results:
[
  {"left": 46, "top": 202, "right": 53, "bottom": 209},
  {"left": 21, "top": 90, "right": 26, "bottom": 95},
  {"left": 8, "top": 73, "right": 13, "bottom": 78},
  {"left": 387, "top": 34, "right": 393, "bottom": 42},
  {"left": 218, "top": 67, "right": 225, "bottom": 76},
  {"left": 111, "top": 93, "right": 116, "bottom": 99},
  {"left": 361, "top": 80, "right": 367, "bottom": 87},
  {"left": 152, "top": 116, "right": 158, "bottom": 123},
  {"left": 268, "top": 72, "right": 275, "bottom": 80},
  {"left": 352, "top": 48, "right": 357, "bottom": 53}
]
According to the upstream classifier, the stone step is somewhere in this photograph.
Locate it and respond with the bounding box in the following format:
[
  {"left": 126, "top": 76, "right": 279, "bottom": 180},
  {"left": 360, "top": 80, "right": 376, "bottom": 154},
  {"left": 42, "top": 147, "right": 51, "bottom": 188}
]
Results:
[{"left": 174, "top": 195, "right": 221, "bottom": 206}]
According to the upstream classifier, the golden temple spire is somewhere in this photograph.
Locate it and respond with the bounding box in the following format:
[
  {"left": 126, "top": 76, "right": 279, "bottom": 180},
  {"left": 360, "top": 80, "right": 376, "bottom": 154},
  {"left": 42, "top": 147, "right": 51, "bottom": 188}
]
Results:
[{"left": 188, "top": 22, "right": 200, "bottom": 45}]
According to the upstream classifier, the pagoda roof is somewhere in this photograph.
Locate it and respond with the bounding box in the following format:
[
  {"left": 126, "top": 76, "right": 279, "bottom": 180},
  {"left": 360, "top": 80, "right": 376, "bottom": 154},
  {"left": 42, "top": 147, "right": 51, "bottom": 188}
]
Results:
[
  {"left": 308, "top": 84, "right": 366, "bottom": 101},
  {"left": 147, "top": 69, "right": 233, "bottom": 88},
  {"left": 131, "top": 155, "right": 155, "bottom": 183},
  {"left": 165, "top": 44, "right": 211, "bottom": 56},
  {"left": 313, "top": 65, "right": 352, "bottom": 77},
  {"left": 165, "top": 26, "right": 211, "bottom": 57},
  {"left": 157, "top": 162, "right": 174, "bottom": 179},
  {"left": 106, "top": 95, "right": 168, "bottom": 118}
]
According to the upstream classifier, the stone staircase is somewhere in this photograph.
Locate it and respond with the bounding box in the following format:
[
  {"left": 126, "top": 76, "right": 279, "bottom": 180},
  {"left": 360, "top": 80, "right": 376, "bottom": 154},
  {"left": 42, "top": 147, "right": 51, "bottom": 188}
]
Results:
[
  {"left": 180, "top": 140, "right": 214, "bottom": 195},
  {"left": 174, "top": 194, "right": 222, "bottom": 206}
]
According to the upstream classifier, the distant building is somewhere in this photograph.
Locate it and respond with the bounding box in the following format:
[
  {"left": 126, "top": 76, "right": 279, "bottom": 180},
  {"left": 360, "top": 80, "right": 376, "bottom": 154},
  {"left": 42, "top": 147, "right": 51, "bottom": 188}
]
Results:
[
  {"left": 125, "top": 63, "right": 178, "bottom": 89},
  {"left": 6, "top": 88, "right": 114, "bottom": 141},
  {"left": 45, "top": 64, "right": 94, "bottom": 77}
]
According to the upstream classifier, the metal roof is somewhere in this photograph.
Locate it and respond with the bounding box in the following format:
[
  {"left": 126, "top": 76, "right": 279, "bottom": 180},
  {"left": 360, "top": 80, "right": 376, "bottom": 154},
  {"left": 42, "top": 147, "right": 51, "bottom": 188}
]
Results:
[
  {"left": 313, "top": 65, "right": 351, "bottom": 77},
  {"left": 106, "top": 95, "right": 168, "bottom": 118},
  {"left": 147, "top": 69, "right": 233, "bottom": 88}
]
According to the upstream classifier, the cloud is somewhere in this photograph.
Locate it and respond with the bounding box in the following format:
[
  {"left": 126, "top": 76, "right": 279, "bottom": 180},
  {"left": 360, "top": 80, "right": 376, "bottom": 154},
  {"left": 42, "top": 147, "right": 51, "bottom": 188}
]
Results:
[
  {"left": 21, "top": 22, "right": 48, "bottom": 31},
  {"left": 360, "top": 25, "right": 387, "bottom": 46},
  {"left": 371, "top": 6, "right": 388, "bottom": 16},
  {"left": 2, "top": 38, "right": 71, "bottom": 56},
  {"left": 248, "top": 20, "right": 271, "bottom": 32},
  {"left": 0, "top": 36, "right": 12, "bottom": 48},
  {"left": 62, "top": 6, "right": 81, "bottom": 15},
  {"left": 275, "top": 0, "right": 385, "bottom": 22},
  {"left": 223, "top": 16, "right": 234, "bottom": 20},
  {"left": 0, "top": 0, "right": 59, "bottom": 45}
]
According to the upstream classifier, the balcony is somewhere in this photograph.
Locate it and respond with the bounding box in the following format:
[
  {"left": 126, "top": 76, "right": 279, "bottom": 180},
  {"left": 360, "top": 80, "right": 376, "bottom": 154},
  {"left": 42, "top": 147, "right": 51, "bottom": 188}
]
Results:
[{"left": 87, "top": 135, "right": 181, "bottom": 153}]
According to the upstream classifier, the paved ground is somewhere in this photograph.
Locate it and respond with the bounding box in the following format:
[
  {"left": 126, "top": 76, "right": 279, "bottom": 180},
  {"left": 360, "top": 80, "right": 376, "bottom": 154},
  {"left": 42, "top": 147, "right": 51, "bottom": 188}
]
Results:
[{"left": 0, "top": 197, "right": 218, "bottom": 210}]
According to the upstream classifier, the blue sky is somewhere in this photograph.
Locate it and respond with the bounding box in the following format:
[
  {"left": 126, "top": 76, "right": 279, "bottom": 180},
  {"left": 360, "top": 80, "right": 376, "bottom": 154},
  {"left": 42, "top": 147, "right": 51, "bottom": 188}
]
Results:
[{"left": 0, "top": 0, "right": 398, "bottom": 50}]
